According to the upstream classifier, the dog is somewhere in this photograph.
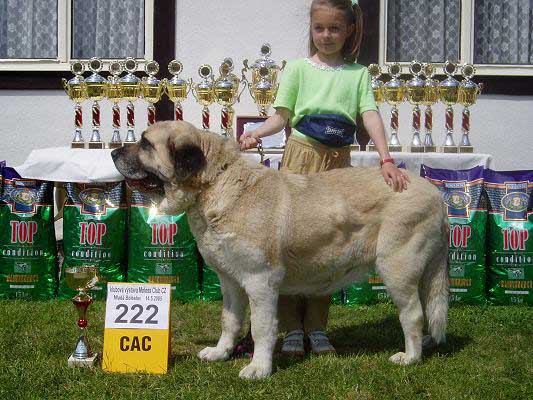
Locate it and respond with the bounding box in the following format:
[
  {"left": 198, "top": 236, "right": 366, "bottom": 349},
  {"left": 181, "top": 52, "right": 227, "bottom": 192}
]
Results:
[{"left": 112, "top": 121, "right": 449, "bottom": 379}]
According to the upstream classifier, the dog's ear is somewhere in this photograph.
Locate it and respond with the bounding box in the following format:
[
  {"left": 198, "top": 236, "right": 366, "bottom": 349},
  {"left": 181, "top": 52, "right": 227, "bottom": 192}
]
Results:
[{"left": 170, "top": 138, "right": 207, "bottom": 181}]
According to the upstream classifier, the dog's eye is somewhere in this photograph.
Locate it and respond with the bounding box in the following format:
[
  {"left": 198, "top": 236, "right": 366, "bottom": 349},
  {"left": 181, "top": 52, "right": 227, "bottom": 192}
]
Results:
[{"left": 140, "top": 137, "right": 154, "bottom": 150}]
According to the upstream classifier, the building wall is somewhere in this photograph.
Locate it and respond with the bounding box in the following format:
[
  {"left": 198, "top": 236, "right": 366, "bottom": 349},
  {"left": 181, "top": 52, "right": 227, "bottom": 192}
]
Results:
[{"left": 0, "top": 0, "right": 532, "bottom": 170}]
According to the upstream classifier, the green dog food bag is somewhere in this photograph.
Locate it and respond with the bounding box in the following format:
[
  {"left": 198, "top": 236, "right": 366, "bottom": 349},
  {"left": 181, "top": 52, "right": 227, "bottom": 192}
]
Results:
[
  {"left": 484, "top": 168, "right": 532, "bottom": 305},
  {"left": 420, "top": 164, "right": 487, "bottom": 305},
  {"left": 0, "top": 167, "right": 57, "bottom": 299},
  {"left": 127, "top": 189, "right": 199, "bottom": 302},
  {"left": 200, "top": 263, "right": 222, "bottom": 301},
  {"left": 343, "top": 270, "right": 391, "bottom": 306},
  {"left": 58, "top": 181, "right": 127, "bottom": 299}
]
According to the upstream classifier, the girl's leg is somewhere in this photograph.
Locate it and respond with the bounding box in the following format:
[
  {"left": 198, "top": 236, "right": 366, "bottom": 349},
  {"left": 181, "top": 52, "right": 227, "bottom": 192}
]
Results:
[{"left": 304, "top": 296, "right": 336, "bottom": 354}]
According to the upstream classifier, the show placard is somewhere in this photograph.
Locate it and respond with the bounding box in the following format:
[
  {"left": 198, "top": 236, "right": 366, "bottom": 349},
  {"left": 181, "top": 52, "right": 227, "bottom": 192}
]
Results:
[{"left": 102, "top": 282, "right": 171, "bottom": 374}]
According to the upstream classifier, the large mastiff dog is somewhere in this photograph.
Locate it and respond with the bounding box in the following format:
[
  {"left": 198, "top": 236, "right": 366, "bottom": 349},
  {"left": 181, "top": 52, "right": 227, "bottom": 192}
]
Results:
[{"left": 112, "top": 121, "right": 449, "bottom": 379}]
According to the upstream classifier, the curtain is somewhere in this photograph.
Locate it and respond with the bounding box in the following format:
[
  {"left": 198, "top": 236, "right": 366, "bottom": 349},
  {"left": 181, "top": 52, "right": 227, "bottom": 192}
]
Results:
[
  {"left": 474, "top": 0, "right": 533, "bottom": 64},
  {"left": 386, "top": 0, "right": 461, "bottom": 63},
  {"left": 0, "top": 0, "right": 57, "bottom": 58},
  {"left": 72, "top": 0, "right": 144, "bottom": 59}
]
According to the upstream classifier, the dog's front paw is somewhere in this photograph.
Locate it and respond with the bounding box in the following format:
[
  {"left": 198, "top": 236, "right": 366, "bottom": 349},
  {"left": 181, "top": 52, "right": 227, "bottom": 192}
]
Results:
[
  {"left": 197, "top": 346, "right": 230, "bottom": 362},
  {"left": 238, "top": 362, "right": 272, "bottom": 380},
  {"left": 389, "top": 352, "right": 419, "bottom": 365}
]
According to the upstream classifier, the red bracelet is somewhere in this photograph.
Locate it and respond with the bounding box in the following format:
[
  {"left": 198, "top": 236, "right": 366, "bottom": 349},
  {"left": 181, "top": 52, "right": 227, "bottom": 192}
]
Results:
[{"left": 380, "top": 158, "right": 395, "bottom": 167}]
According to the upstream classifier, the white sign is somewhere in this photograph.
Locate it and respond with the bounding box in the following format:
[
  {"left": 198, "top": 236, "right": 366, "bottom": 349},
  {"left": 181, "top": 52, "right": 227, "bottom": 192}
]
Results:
[{"left": 104, "top": 283, "right": 171, "bottom": 330}]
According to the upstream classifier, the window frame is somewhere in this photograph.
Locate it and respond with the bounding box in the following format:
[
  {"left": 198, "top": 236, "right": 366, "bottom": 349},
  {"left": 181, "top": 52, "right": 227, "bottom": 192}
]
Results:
[
  {"left": 379, "top": 0, "right": 533, "bottom": 77},
  {"left": 0, "top": 0, "right": 154, "bottom": 72}
]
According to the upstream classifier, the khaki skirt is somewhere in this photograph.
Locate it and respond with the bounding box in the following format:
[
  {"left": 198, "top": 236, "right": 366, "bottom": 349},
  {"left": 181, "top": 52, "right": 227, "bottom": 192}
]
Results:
[{"left": 280, "top": 134, "right": 351, "bottom": 175}]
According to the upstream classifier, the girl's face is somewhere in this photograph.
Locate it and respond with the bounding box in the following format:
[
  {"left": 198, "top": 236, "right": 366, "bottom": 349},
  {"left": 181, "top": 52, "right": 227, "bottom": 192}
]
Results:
[{"left": 311, "top": 6, "right": 354, "bottom": 58}]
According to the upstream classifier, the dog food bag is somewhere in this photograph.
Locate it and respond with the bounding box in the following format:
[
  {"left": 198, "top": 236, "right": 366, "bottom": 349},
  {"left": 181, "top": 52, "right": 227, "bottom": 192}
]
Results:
[
  {"left": 343, "top": 270, "right": 391, "bottom": 305},
  {"left": 0, "top": 167, "right": 57, "bottom": 299},
  {"left": 484, "top": 168, "right": 533, "bottom": 305},
  {"left": 58, "top": 182, "right": 126, "bottom": 299},
  {"left": 421, "top": 165, "right": 487, "bottom": 305},
  {"left": 201, "top": 264, "right": 222, "bottom": 301},
  {"left": 127, "top": 189, "right": 199, "bottom": 301}
]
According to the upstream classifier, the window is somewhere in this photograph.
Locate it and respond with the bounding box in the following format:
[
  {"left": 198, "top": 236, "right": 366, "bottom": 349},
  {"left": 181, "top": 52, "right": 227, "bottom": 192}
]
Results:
[
  {"left": 0, "top": 0, "right": 154, "bottom": 71},
  {"left": 380, "top": 0, "right": 533, "bottom": 76}
]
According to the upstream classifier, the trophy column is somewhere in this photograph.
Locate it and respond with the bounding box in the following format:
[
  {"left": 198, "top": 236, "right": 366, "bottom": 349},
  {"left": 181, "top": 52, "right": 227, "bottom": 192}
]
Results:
[
  {"left": 406, "top": 61, "right": 425, "bottom": 153},
  {"left": 192, "top": 65, "right": 215, "bottom": 130},
  {"left": 384, "top": 63, "right": 405, "bottom": 152},
  {"left": 164, "top": 60, "right": 190, "bottom": 121},
  {"left": 421, "top": 63, "right": 439, "bottom": 152},
  {"left": 107, "top": 60, "right": 124, "bottom": 149},
  {"left": 458, "top": 64, "right": 482, "bottom": 154},
  {"left": 366, "top": 64, "right": 384, "bottom": 152},
  {"left": 62, "top": 61, "right": 88, "bottom": 149},
  {"left": 142, "top": 60, "right": 164, "bottom": 126},
  {"left": 120, "top": 58, "right": 142, "bottom": 143},
  {"left": 438, "top": 61, "right": 460, "bottom": 153},
  {"left": 85, "top": 58, "right": 107, "bottom": 149}
]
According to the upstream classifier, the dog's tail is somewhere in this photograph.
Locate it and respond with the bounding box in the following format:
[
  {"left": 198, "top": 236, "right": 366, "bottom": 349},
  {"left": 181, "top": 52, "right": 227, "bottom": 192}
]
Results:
[{"left": 421, "top": 223, "right": 449, "bottom": 345}]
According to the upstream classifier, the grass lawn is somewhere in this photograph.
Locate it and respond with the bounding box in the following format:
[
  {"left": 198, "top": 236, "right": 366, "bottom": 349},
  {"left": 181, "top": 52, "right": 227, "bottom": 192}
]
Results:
[{"left": 0, "top": 300, "right": 531, "bottom": 400}]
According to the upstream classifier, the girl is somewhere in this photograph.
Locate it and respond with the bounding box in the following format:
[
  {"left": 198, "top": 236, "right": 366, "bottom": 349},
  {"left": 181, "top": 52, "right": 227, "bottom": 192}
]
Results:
[{"left": 239, "top": 0, "right": 409, "bottom": 356}]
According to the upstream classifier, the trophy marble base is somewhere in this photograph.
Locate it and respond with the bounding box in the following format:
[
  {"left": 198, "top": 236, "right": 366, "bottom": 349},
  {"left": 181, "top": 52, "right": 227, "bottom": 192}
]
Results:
[
  {"left": 424, "top": 146, "right": 437, "bottom": 153},
  {"left": 123, "top": 141, "right": 137, "bottom": 147},
  {"left": 88, "top": 141, "right": 105, "bottom": 149},
  {"left": 108, "top": 142, "right": 123, "bottom": 149},
  {"left": 68, "top": 353, "right": 98, "bottom": 368},
  {"left": 441, "top": 146, "right": 459, "bottom": 154},
  {"left": 366, "top": 144, "right": 377, "bottom": 152},
  {"left": 408, "top": 146, "right": 425, "bottom": 153},
  {"left": 71, "top": 142, "right": 85, "bottom": 149},
  {"left": 350, "top": 144, "right": 360, "bottom": 151},
  {"left": 459, "top": 146, "right": 473, "bottom": 154},
  {"left": 388, "top": 145, "right": 403, "bottom": 152}
]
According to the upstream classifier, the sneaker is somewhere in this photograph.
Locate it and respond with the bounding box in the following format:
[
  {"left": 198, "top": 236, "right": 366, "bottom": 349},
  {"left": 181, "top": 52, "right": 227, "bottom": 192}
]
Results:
[
  {"left": 308, "top": 331, "right": 336, "bottom": 354},
  {"left": 281, "top": 329, "right": 305, "bottom": 356}
]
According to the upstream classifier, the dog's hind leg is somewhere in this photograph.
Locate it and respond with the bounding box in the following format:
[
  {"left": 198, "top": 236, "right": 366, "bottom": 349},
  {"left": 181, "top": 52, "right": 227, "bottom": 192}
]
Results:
[
  {"left": 198, "top": 271, "right": 247, "bottom": 362},
  {"left": 238, "top": 271, "right": 282, "bottom": 380}
]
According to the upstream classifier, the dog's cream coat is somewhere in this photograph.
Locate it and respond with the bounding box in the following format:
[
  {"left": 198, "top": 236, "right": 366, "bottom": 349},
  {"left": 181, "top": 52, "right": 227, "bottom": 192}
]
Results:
[{"left": 112, "top": 121, "right": 449, "bottom": 379}]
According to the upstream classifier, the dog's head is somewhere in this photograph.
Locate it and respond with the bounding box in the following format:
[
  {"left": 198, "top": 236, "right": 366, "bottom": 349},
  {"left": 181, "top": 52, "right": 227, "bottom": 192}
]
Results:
[{"left": 111, "top": 121, "right": 210, "bottom": 194}]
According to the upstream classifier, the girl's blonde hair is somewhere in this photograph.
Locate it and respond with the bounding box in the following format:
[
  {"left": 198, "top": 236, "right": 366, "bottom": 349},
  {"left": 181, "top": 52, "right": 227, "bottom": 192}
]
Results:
[{"left": 309, "top": 0, "right": 363, "bottom": 63}]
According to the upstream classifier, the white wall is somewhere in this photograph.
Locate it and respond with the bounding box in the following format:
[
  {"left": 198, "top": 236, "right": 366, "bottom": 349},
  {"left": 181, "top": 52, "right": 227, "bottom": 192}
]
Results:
[{"left": 0, "top": 0, "right": 532, "bottom": 170}]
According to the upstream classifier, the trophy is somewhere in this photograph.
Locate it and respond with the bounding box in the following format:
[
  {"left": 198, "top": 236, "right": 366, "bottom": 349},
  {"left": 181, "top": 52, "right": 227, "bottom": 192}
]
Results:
[
  {"left": 107, "top": 60, "right": 124, "bottom": 149},
  {"left": 366, "top": 63, "right": 384, "bottom": 152},
  {"left": 192, "top": 65, "right": 215, "bottom": 130},
  {"left": 421, "top": 63, "right": 439, "bottom": 152},
  {"left": 458, "top": 64, "right": 482, "bottom": 153},
  {"left": 85, "top": 57, "right": 108, "bottom": 149},
  {"left": 142, "top": 60, "right": 164, "bottom": 126},
  {"left": 438, "top": 61, "right": 460, "bottom": 153},
  {"left": 405, "top": 61, "right": 425, "bottom": 153},
  {"left": 383, "top": 63, "right": 405, "bottom": 152},
  {"left": 120, "top": 57, "right": 142, "bottom": 143},
  {"left": 62, "top": 61, "right": 88, "bottom": 149},
  {"left": 164, "top": 60, "right": 191, "bottom": 121},
  {"left": 242, "top": 43, "right": 286, "bottom": 116},
  {"left": 65, "top": 265, "right": 99, "bottom": 367},
  {"left": 214, "top": 59, "right": 245, "bottom": 138}
]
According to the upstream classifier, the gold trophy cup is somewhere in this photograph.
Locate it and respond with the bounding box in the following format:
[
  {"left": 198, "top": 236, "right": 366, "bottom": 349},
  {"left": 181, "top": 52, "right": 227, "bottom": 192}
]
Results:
[
  {"left": 214, "top": 59, "right": 245, "bottom": 138},
  {"left": 62, "top": 61, "right": 88, "bottom": 149},
  {"left": 164, "top": 60, "right": 191, "bottom": 121},
  {"left": 107, "top": 60, "right": 124, "bottom": 149},
  {"left": 120, "top": 57, "right": 142, "bottom": 143},
  {"left": 366, "top": 63, "right": 384, "bottom": 152},
  {"left": 383, "top": 63, "right": 405, "bottom": 152},
  {"left": 85, "top": 57, "right": 108, "bottom": 149},
  {"left": 438, "top": 61, "right": 460, "bottom": 153},
  {"left": 458, "top": 64, "right": 482, "bottom": 153},
  {"left": 421, "top": 63, "right": 439, "bottom": 152},
  {"left": 406, "top": 61, "right": 425, "bottom": 152},
  {"left": 192, "top": 65, "right": 215, "bottom": 130},
  {"left": 65, "top": 265, "right": 99, "bottom": 367},
  {"left": 142, "top": 60, "right": 164, "bottom": 126}
]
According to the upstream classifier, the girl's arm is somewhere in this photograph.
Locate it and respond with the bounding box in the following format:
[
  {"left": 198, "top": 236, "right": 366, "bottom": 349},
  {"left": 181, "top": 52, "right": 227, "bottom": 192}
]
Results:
[
  {"left": 239, "top": 108, "right": 290, "bottom": 150},
  {"left": 362, "top": 110, "right": 410, "bottom": 192}
]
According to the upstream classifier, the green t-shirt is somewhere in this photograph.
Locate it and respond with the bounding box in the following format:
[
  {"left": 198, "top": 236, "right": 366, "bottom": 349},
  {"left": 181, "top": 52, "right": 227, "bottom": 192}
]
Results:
[{"left": 273, "top": 58, "right": 377, "bottom": 142}]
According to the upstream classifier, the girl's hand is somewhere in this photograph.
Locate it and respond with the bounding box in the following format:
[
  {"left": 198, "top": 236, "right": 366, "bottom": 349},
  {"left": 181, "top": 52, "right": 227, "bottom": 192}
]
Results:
[
  {"left": 239, "top": 133, "right": 259, "bottom": 151},
  {"left": 381, "top": 163, "right": 410, "bottom": 192}
]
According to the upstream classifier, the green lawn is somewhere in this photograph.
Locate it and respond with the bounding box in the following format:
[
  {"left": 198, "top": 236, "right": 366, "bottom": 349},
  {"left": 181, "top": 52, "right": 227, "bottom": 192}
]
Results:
[{"left": 0, "top": 301, "right": 531, "bottom": 400}]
